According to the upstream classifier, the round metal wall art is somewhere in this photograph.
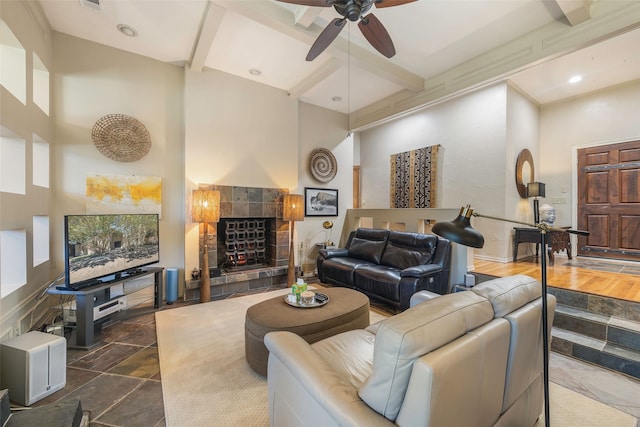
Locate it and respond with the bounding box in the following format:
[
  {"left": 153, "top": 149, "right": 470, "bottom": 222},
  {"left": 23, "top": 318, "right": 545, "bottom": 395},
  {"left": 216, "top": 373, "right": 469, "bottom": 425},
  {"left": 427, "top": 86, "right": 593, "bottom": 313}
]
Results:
[
  {"left": 515, "top": 148, "right": 534, "bottom": 198},
  {"left": 309, "top": 148, "right": 337, "bottom": 183},
  {"left": 91, "top": 114, "right": 152, "bottom": 162}
]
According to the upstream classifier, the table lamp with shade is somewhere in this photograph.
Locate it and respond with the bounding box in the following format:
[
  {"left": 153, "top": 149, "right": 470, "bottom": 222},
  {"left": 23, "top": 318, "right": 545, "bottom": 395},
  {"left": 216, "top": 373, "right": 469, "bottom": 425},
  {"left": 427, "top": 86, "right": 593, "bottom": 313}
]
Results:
[
  {"left": 432, "top": 205, "right": 588, "bottom": 427},
  {"left": 323, "top": 220, "right": 334, "bottom": 246},
  {"left": 192, "top": 189, "right": 220, "bottom": 303},
  {"left": 527, "top": 182, "right": 546, "bottom": 224},
  {"left": 283, "top": 194, "right": 304, "bottom": 286}
]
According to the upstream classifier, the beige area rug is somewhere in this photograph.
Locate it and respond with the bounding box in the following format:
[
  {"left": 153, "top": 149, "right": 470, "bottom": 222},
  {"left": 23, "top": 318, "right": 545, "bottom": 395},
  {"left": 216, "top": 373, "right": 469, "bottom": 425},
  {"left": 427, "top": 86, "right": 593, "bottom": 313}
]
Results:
[
  {"left": 156, "top": 288, "right": 388, "bottom": 426},
  {"left": 156, "top": 289, "right": 635, "bottom": 427}
]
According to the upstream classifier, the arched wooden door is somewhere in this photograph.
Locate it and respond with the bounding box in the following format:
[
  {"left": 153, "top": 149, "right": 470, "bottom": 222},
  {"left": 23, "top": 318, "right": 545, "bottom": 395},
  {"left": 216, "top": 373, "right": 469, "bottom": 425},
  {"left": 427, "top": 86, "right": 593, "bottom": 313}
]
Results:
[{"left": 577, "top": 140, "right": 640, "bottom": 261}]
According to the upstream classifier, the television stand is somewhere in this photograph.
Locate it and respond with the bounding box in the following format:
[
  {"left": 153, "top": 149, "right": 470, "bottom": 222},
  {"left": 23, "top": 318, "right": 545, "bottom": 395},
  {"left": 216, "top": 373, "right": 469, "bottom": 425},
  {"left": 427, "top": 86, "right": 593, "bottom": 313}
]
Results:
[
  {"left": 114, "top": 269, "right": 144, "bottom": 280},
  {"left": 47, "top": 267, "right": 164, "bottom": 350},
  {"left": 56, "top": 278, "right": 102, "bottom": 291}
]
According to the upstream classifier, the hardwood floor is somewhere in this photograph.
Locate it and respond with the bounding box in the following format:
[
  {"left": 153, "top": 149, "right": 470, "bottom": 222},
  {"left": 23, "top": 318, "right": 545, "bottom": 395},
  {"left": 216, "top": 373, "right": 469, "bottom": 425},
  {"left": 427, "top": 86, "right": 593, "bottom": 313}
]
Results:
[{"left": 472, "top": 256, "right": 640, "bottom": 303}]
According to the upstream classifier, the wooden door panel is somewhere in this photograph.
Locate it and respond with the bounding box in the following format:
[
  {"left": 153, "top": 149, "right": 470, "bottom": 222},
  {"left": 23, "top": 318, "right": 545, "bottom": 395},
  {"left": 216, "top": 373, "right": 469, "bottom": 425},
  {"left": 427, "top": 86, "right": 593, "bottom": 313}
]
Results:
[
  {"left": 620, "top": 216, "right": 640, "bottom": 249},
  {"left": 620, "top": 169, "right": 640, "bottom": 203},
  {"left": 586, "top": 215, "right": 609, "bottom": 247},
  {"left": 620, "top": 147, "right": 640, "bottom": 162},
  {"left": 578, "top": 140, "right": 640, "bottom": 261},
  {"left": 586, "top": 152, "right": 609, "bottom": 165},
  {"left": 586, "top": 172, "right": 609, "bottom": 203}
]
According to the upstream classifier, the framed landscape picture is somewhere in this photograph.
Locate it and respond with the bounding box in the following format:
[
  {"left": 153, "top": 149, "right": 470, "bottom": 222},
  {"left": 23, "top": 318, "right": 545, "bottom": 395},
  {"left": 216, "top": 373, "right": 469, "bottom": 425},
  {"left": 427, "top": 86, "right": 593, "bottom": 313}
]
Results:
[{"left": 304, "top": 188, "right": 338, "bottom": 217}]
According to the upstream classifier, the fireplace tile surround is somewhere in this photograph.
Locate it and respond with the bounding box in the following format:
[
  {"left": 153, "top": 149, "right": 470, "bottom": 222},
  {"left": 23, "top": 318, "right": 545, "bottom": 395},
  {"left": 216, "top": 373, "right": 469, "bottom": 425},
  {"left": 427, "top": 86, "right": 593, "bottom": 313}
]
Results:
[{"left": 185, "top": 185, "right": 291, "bottom": 301}]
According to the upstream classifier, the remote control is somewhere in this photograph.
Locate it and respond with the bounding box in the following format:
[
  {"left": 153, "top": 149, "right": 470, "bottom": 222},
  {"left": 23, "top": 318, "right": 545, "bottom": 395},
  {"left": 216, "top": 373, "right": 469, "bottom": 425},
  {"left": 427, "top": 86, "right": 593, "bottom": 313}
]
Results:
[{"left": 315, "top": 293, "right": 328, "bottom": 303}]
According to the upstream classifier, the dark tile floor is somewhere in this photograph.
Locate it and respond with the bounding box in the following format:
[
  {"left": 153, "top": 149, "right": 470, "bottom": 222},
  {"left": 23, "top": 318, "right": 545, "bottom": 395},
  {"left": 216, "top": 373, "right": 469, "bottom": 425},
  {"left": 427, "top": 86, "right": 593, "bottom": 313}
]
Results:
[
  {"left": 563, "top": 258, "right": 640, "bottom": 276},
  {"left": 30, "top": 300, "right": 194, "bottom": 427},
  {"left": 26, "top": 289, "right": 640, "bottom": 427}
]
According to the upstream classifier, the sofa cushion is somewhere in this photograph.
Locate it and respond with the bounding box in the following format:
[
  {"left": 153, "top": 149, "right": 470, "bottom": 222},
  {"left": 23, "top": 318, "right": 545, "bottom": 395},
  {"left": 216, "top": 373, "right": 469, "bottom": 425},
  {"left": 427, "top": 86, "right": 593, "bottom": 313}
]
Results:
[
  {"left": 358, "top": 291, "right": 494, "bottom": 421},
  {"left": 354, "top": 265, "right": 402, "bottom": 302},
  {"left": 322, "top": 257, "right": 374, "bottom": 286},
  {"left": 380, "top": 231, "right": 437, "bottom": 270},
  {"left": 470, "top": 274, "right": 541, "bottom": 317},
  {"left": 312, "top": 329, "right": 376, "bottom": 389},
  {"left": 348, "top": 229, "right": 389, "bottom": 265}
]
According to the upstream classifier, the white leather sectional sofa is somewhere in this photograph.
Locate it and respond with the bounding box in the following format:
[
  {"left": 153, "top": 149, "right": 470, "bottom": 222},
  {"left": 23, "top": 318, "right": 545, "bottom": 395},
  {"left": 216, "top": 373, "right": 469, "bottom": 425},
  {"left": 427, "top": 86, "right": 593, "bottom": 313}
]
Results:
[{"left": 264, "top": 274, "right": 556, "bottom": 426}]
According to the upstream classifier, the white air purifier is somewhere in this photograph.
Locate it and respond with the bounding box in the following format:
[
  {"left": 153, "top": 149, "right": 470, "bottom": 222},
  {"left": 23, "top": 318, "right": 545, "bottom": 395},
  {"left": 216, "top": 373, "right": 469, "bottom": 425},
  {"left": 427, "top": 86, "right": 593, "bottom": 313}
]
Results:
[{"left": 0, "top": 331, "right": 66, "bottom": 406}]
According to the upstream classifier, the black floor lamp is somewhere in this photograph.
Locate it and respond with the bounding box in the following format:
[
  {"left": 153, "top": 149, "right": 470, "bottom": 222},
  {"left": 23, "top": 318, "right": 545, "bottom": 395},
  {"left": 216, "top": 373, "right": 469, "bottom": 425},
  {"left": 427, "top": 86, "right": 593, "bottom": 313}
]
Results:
[{"left": 432, "top": 205, "right": 588, "bottom": 426}]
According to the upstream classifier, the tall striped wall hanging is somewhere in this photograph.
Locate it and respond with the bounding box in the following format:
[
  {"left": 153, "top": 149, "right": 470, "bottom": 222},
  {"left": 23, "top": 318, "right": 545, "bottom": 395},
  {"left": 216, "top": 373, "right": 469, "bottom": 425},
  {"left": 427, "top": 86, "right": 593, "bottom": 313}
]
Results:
[{"left": 390, "top": 145, "right": 440, "bottom": 208}]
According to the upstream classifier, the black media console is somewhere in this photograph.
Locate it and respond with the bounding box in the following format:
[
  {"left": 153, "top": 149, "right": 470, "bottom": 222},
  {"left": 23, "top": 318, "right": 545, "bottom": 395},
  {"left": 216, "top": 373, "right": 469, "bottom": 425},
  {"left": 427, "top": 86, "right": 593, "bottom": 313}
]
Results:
[{"left": 47, "top": 267, "right": 164, "bottom": 350}]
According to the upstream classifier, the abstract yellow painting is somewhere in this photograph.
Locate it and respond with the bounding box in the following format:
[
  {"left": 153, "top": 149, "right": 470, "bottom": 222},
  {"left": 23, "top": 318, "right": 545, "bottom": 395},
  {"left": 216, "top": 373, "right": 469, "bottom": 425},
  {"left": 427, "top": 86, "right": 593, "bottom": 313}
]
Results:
[{"left": 86, "top": 174, "right": 162, "bottom": 216}]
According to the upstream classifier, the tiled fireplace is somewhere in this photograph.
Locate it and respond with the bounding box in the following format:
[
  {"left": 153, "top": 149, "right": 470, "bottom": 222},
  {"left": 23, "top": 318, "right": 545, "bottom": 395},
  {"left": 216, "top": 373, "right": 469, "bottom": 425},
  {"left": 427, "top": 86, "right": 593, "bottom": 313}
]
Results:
[
  {"left": 217, "top": 217, "right": 275, "bottom": 270},
  {"left": 185, "top": 185, "right": 291, "bottom": 301}
]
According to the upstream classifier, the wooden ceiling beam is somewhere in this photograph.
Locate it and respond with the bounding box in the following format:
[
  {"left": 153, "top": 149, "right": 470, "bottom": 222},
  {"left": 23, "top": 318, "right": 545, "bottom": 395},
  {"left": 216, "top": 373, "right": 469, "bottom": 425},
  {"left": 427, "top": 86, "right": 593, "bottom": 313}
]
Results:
[
  {"left": 214, "top": 0, "right": 424, "bottom": 93},
  {"left": 190, "top": 1, "right": 226, "bottom": 72},
  {"left": 553, "top": 0, "right": 593, "bottom": 26}
]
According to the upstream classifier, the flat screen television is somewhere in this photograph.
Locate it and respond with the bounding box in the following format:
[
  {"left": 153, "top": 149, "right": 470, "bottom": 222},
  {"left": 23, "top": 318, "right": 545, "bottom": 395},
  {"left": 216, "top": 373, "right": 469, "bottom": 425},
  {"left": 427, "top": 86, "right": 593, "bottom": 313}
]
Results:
[{"left": 64, "top": 214, "right": 160, "bottom": 288}]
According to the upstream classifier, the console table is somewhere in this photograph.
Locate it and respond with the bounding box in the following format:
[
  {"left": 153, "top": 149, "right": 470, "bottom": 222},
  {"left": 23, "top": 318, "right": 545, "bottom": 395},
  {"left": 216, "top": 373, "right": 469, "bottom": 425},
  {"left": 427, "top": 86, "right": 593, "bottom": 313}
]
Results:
[
  {"left": 513, "top": 227, "right": 572, "bottom": 266},
  {"left": 47, "top": 267, "right": 163, "bottom": 350}
]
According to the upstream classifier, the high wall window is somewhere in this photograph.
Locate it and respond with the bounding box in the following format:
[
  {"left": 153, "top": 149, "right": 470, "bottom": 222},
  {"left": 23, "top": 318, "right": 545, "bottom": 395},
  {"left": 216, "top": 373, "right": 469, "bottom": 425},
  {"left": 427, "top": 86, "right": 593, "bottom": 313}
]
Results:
[
  {"left": 0, "top": 19, "right": 26, "bottom": 105},
  {"left": 33, "top": 53, "right": 49, "bottom": 116},
  {"left": 0, "top": 15, "right": 52, "bottom": 305},
  {"left": 0, "top": 229, "right": 27, "bottom": 298},
  {"left": 33, "top": 216, "right": 49, "bottom": 267},
  {"left": 0, "top": 135, "right": 26, "bottom": 195},
  {"left": 32, "top": 135, "right": 49, "bottom": 188}
]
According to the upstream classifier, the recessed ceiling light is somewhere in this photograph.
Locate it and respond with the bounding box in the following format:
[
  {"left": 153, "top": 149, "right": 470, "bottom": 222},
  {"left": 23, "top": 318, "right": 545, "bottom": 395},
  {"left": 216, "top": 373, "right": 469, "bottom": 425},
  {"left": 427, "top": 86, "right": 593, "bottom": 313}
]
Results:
[
  {"left": 249, "top": 68, "right": 262, "bottom": 76},
  {"left": 117, "top": 24, "right": 138, "bottom": 37},
  {"left": 568, "top": 75, "right": 583, "bottom": 84},
  {"left": 332, "top": 96, "right": 342, "bottom": 102}
]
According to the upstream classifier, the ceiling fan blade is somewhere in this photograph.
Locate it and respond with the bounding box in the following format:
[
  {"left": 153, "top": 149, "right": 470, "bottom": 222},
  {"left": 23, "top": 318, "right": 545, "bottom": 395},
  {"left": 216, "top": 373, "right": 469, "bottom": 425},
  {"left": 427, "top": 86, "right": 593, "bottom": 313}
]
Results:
[
  {"left": 306, "top": 18, "right": 346, "bottom": 61},
  {"left": 374, "top": 0, "right": 417, "bottom": 8},
  {"left": 276, "top": 0, "right": 333, "bottom": 7},
  {"left": 358, "top": 13, "right": 396, "bottom": 58}
]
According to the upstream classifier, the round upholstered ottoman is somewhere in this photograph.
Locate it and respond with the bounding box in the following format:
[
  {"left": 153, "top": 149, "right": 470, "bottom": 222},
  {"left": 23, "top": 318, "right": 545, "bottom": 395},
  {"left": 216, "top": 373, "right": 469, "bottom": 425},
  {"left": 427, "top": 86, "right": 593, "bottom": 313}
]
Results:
[{"left": 244, "top": 287, "right": 370, "bottom": 376}]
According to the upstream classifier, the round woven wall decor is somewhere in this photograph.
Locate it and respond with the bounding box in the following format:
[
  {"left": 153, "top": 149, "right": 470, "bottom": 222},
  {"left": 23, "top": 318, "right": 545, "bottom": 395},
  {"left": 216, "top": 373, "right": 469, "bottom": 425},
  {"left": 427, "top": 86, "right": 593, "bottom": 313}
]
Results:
[
  {"left": 309, "top": 148, "right": 337, "bottom": 183},
  {"left": 91, "top": 114, "right": 151, "bottom": 162}
]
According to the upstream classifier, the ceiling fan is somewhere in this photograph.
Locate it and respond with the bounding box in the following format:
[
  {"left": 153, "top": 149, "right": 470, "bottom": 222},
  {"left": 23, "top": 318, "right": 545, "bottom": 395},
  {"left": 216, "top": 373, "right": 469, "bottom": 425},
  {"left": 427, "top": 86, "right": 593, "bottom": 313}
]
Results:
[{"left": 278, "top": 0, "right": 416, "bottom": 61}]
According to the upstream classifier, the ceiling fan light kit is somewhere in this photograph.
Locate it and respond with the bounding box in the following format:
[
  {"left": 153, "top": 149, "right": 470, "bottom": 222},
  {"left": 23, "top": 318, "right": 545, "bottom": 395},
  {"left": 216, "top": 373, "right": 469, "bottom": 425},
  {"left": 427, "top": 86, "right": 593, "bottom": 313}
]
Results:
[{"left": 278, "top": 0, "right": 415, "bottom": 61}]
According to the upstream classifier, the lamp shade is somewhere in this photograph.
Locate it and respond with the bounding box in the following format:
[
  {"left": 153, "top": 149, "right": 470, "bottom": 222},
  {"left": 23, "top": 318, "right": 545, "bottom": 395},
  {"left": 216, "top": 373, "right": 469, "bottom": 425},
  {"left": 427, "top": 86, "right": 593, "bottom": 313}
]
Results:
[
  {"left": 431, "top": 206, "right": 485, "bottom": 249},
  {"left": 191, "top": 189, "right": 220, "bottom": 223},
  {"left": 526, "top": 182, "right": 546, "bottom": 198},
  {"left": 283, "top": 194, "right": 304, "bottom": 222}
]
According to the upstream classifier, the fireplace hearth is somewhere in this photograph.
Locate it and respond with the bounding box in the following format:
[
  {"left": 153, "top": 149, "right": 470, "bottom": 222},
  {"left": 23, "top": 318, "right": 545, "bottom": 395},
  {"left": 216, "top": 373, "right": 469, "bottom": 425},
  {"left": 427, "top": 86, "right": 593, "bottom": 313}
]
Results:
[{"left": 186, "top": 185, "right": 291, "bottom": 301}]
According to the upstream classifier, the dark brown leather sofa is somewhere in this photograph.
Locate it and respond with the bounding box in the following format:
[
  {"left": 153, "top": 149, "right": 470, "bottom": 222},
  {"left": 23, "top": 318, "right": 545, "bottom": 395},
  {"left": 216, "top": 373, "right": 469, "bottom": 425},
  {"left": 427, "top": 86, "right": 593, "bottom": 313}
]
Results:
[{"left": 317, "top": 228, "right": 452, "bottom": 311}]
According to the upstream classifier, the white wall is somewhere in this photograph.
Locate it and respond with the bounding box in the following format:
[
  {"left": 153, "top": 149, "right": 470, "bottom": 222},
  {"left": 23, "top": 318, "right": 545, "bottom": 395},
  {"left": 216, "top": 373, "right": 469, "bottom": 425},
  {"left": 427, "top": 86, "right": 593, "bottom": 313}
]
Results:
[
  {"left": 52, "top": 33, "right": 185, "bottom": 287},
  {"left": 50, "top": 36, "right": 350, "bottom": 292},
  {"left": 360, "top": 84, "right": 506, "bottom": 208},
  {"left": 359, "top": 83, "right": 530, "bottom": 261},
  {"left": 183, "top": 68, "right": 299, "bottom": 273},
  {"left": 540, "top": 80, "right": 640, "bottom": 228},
  {"left": 1, "top": 1, "right": 54, "bottom": 337},
  {"left": 358, "top": 83, "right": 541, "bottom": 262},
  {"left": 295, "top": 102, "right": 350, "bottom": 274},
  {"left": 504, "top": 85, "right": 541, "bottom": 258},
  {"left": 359, "top": 77, "right": 640, "bottom": 264},
  {"left": 184, "top": 68, "right": 299, "bottom": 189}
]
